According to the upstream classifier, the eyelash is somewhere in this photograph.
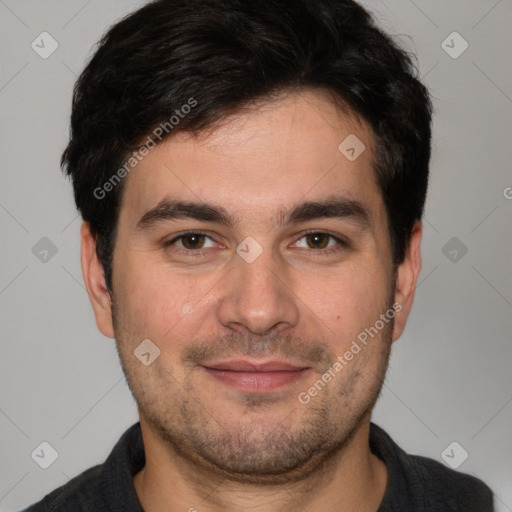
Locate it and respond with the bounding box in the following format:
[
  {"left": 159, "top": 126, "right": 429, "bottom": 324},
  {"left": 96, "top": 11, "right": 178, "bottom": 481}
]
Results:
[{"left": 163, "top": 230, "right": 348, "bottom": 257}]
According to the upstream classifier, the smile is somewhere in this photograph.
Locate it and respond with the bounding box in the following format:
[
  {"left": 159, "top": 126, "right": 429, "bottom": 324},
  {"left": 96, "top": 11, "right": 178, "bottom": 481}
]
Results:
[{"left": 200, "top": 359, "right": 311, "bottom": 392}]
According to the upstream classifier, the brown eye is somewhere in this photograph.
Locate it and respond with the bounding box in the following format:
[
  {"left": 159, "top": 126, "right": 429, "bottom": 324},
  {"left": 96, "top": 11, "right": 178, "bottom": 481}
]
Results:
[
  {"left": 180, "top": 233, "right": 206, "bottom": 249},
  {"left": 292, "top": 231, "right": 347, "bottom": 256},
  {"left": 305, "top": 232, "right": 330, "bottom": 249},
  {"left": 164, "top": 232, "right": 218, "bottom": 255}
]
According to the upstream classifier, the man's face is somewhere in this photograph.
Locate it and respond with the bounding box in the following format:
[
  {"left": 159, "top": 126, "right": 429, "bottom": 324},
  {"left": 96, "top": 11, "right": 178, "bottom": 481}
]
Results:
[{"left": 103, "top": 90, "right": 403, "bottom": 482}]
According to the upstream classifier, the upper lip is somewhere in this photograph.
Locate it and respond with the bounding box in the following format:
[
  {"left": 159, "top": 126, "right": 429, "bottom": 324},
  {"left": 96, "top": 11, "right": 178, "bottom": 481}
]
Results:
[{"left": 202, "top": 359, "right": 309, "bottom": 372}]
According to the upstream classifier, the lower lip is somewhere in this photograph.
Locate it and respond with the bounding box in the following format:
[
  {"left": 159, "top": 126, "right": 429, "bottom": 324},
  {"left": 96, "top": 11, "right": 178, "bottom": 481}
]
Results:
[{"left": 202, "top": 367, "right": 309, "bottom": 392}]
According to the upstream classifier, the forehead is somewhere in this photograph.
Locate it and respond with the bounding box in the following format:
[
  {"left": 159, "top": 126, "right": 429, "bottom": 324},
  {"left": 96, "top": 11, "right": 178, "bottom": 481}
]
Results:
[{"left": 119, "top": 90, "right": 384, "bottom": 225}]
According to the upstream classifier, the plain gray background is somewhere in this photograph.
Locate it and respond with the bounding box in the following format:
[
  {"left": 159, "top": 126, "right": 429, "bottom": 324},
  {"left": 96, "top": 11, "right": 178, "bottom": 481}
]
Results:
[{"left": 1, "top": 0, "right": 511, "bottom": 510}]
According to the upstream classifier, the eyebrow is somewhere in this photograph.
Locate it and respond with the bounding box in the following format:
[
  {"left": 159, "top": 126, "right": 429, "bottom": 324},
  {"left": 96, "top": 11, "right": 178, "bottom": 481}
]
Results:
[
  {"left": 136, "top": 195, "right": 372, "bottom": 231},
  {"left": 137, "top": 199, "right": 237, "bottom": 230},
  {"left": 278, "top": 195, "right": 371, "bottom": 230}
]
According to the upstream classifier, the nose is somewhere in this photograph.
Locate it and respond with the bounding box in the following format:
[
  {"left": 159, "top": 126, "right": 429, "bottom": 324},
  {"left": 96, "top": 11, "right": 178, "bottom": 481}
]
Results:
[{"left": 217, "top": 245, "right": 300, "bottom": 335}]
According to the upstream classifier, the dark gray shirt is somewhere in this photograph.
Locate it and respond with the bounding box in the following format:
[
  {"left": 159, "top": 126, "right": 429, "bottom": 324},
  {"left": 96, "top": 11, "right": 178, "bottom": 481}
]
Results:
[{"left": 21, "top": 422, "right": 494, "bottom": 511}]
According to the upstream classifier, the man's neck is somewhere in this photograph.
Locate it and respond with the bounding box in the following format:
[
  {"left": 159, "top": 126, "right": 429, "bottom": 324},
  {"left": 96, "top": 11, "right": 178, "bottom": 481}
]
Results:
[{"left": 133, "top": 418, "right": 388, "bottom": 512}]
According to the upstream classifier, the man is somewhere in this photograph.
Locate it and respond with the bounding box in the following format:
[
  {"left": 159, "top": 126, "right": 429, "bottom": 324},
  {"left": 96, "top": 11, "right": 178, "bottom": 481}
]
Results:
[{"left": 22, "top": 0, "right": 494, "bottom": 510}]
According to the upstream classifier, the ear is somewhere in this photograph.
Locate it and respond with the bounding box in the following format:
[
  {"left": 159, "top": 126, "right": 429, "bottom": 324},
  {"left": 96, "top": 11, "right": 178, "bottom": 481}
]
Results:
[
  {"left": 392, "top": 220, "right": 422, "bottom": 342},
  {"left": 80, "top": 222, "right": 115, "bottom": 338}
]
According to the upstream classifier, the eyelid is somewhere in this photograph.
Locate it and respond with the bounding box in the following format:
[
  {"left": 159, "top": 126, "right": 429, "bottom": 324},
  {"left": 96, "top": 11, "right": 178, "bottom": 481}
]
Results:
[
  {"left": 296, "top": 229, "right": 348, "bottom": 243},
  {"left": 164, "top": 230, "right": 221, "bottom": 247},
  {"left": 292, "top": 229, "right": 349, "bottom": 252}
]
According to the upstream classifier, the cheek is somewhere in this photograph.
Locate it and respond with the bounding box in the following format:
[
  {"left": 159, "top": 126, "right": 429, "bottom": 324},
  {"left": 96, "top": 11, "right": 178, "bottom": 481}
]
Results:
[
  {"left": 127, "top": 283, "right": 188, "bottom": 339},
  {"left": 295, "top": 262, "right": 390, "bottom": 342},
  {"left": 113, "top": 255, "right": 181, "bottom": 338},
  {"left": 118, "top": 256, "right": 220, "bottom": 344}
]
